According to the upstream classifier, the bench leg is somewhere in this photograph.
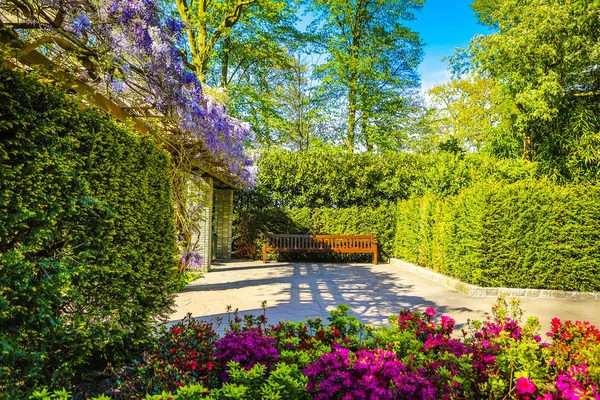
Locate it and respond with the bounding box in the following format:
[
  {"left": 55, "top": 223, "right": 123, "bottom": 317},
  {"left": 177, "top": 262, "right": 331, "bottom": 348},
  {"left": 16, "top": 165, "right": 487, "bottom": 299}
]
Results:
[{"left": 373, "top": 242, "right": 378, "bottom": 265}]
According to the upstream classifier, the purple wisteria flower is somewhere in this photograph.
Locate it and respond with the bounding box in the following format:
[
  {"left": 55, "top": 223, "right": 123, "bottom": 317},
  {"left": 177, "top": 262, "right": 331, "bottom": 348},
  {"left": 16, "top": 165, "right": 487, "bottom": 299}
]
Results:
[
  {"left": 181, "top": 251, "right": 202, "bottom": 269},
  {"left": 31, "top": 0, "right": 255, "bottom": 187},
  {"left": 72, "top": 14, "right": 91, "bottom": 36}
]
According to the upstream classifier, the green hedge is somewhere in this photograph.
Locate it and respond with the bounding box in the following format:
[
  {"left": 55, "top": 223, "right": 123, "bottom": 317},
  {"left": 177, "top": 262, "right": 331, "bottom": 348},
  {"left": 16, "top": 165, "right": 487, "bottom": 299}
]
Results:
[
  {"left": 0, "top": 66, "right": 178, "bottom": 395},
  {"left": 234, "top": 148, "right": 535, "bottom": 262},
  {"left": 394, "top": 180, "right": 600, "bottom": 292},
  {"left": 233, "top": 204, "right": 396, "bottom": 262},
  {"left": 249, "top": 147, "right": 536, "bottom": 208}
]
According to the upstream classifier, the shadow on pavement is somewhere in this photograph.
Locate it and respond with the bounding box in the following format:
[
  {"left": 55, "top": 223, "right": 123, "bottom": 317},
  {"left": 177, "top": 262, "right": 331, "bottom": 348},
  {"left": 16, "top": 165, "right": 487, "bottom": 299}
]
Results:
[{"left": 174, "top": 261, "right": 478, "bottom": 332}]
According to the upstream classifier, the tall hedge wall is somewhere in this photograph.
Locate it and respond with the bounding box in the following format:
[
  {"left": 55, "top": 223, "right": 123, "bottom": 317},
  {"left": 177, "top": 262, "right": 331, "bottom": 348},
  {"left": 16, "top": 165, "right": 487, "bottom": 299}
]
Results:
[
  {"left": 250, "top": 148, "right": 536, "bottom": 208},
  {"left": 234, "top": 147, "right": 535, "bottom": 261},
  {"left": 394, "top": 181, "right": 600, "bottom": 292},
  {"left": 0, "top": 66, "right": 178, "bottom": 394}
]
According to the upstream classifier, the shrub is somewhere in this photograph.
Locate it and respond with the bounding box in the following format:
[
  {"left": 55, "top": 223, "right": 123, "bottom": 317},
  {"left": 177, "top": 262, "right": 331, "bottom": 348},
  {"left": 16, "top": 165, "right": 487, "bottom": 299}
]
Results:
[
  {"left": 304, "top": 345, "right": 438, "bottom": 400},
  {"left": 120, "top": 314, "right": 219, "bottom": 395},
  {"left": 214, "top": 329, "right": 279, "bottom": 380},
  {"left": 86, "top": 299, "right": 600, "bottom": 399},
  {"left": 394, "top": 180, "right": 600, "bottom": 292},
  {"left": 246, "top": 147, "right": 536, "bottom": 209},
  {"left": 461, "top": 297, "right": 551, "bottom": 399},
  {"left": 234, "top": 147, "right": 534, "bottom": 262},
  {"left": 547, "top": 318, "right": 600, "bottom": 374},
  {"left": 0, "top": 66, "right": 178, "bottom": 396}
]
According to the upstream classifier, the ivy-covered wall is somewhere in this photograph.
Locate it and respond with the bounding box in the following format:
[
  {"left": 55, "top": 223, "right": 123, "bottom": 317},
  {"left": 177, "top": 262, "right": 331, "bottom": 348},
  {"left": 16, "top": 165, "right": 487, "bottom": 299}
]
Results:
[
  {"left": 394, "top": 181, "right": 600, "bottom": 292},
  {"left": 0, "top": 66, "right": 178, "bottom": 394}
]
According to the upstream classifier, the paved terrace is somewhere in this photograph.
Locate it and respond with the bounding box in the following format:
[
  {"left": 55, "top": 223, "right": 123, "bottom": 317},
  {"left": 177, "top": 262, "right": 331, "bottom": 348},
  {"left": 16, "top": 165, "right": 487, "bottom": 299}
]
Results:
[{"left": 170, "top": 261, "right": 600, "bottom": 335}]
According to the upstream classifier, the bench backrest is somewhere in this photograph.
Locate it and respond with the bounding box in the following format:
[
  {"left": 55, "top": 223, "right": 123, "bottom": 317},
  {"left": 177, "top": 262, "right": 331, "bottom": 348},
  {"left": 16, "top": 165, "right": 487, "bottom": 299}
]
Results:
[{"left": 264, "top": 234, "right": 376, "bottom": 251}]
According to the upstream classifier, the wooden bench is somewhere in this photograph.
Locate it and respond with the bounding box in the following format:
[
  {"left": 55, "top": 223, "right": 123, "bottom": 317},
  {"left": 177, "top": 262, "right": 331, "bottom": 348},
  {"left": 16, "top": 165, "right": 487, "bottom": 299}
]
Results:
[{"left": 262, "top": 234, "right": 378, "bottom": 264}]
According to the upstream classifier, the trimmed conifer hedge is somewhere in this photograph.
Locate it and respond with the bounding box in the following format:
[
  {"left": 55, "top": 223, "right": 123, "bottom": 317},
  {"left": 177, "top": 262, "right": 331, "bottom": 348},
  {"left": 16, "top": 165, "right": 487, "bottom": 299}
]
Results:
[
  {"left": 234, "top": 148, "right": 535, "bottom": 262},
  {"left": 0, "top": 66, "right": 178, "bottom": 394},
  {"left": 394, "top": 180, "right": 600, "bottom": 292},
  {"left": 252, "top": 148, "right": 536, "bottom": 208}
]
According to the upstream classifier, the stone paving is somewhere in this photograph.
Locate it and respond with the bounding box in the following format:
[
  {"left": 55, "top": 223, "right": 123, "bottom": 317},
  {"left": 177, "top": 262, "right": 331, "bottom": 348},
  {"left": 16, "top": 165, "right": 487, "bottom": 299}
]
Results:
[{"left": 170, "top": 260, "right": 600, "bottom": 335}]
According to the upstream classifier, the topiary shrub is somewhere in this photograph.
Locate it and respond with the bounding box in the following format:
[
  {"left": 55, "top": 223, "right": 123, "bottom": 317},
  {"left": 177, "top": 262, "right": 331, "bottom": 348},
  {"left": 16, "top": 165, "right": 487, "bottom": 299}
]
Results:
[{"left": 0, "top": 66, "right": 178, "bottom": 396}]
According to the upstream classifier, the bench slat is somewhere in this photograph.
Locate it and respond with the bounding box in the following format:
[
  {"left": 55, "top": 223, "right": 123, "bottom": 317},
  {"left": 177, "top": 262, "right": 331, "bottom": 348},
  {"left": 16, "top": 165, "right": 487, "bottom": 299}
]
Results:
[{"left": 263, "top": 234, "right": 378, "bottom": 264}]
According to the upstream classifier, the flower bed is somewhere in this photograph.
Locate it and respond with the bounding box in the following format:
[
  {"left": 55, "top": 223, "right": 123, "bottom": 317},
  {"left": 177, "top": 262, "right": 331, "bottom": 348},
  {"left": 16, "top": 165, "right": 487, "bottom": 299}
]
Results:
[{"left": 34, "top": 298, "right": 600, "bottom": 399}]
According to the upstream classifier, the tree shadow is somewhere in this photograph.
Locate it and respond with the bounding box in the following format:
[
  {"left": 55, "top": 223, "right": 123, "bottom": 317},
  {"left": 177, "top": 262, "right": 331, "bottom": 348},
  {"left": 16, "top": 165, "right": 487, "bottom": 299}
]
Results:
[{"left": 174, "top": 261, "right": 486, "bottom": 333}]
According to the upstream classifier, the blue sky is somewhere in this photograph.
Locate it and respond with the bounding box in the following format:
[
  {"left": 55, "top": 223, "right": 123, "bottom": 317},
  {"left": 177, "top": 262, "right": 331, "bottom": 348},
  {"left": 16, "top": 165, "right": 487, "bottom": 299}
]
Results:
[
  {"left": 406, "top": 0, "right": 492, "bottom": 92},
  {"left": 297, "top": 0, "right": 492, "bottom": 92}
]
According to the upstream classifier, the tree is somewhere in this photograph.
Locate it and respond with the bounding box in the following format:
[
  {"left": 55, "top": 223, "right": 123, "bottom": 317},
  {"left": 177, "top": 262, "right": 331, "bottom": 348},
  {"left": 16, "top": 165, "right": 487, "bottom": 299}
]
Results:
[
  {"left": 173, "top": 0, "right": 300, "bottom": 83},
  {"left": 174, "top": 0, "right": 257, "bottom": 80},
  {"left": 461, "top": 0, "right": 600, "bottom": 180},
  {"left": 307, "top": 0, "right": 424, "bottom": 152},
  {"left": 208, "top": 0, "right": 301, "bottom": 88},
  {"left": 267, "top": 55, "right": 321, "bottom": 150},
  {"left": 209, "top": 2, "right": 309, "bottom": 147},
  {"left": 426, "top": 75, "right": 519, "bottom": 156},
  {"left": 172, "top": 0, "right": 314, "bottom": 149}
]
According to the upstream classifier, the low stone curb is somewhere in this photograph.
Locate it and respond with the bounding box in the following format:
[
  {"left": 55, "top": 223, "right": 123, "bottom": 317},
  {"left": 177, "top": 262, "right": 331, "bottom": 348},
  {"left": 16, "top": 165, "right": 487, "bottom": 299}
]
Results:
[{"left": 390, "top": 258, "right": 600, "bottom": 300}]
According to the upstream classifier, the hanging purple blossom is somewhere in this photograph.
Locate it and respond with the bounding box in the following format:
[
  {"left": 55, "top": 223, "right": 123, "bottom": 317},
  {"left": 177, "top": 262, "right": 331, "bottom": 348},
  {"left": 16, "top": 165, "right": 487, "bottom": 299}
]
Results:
[
  {"left": 71, "top": 14, "right": 91, "bottom": 36},
  {"left": 16, "top": 0, "right": 255, "bottom": 187}
]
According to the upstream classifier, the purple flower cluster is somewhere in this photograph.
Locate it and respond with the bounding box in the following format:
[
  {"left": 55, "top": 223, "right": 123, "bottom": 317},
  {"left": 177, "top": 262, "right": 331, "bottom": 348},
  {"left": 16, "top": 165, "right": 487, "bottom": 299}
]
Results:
[
  {"left": 103, "top": 0, "right": 253, "bottom": 184},
  {"left": 71, "top": 14, "right": 91, "bottom": 36},
  {"left": 180, "top": 251, "right": 202, "bottom": 269},
  {"left": 304, "top": 344, "right": 437, "bottom": 400},
  {"left": 27, "top": 0, "right": 255, "bottom": 186},
  {"left": 214, "top": 328, "right": 279, "bottom": 379},
  {"left": 540, "top": 364, "right": 600, "bottom": 400}
]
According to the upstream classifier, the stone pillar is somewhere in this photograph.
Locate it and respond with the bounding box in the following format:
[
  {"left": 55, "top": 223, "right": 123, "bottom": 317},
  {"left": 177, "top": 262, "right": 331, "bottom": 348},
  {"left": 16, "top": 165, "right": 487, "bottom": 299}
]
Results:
[
  {"left": 189, "top": 176, "right": 213, "bottom": 272},
  {"left": 214, "top": 189, "right": 234, "bottom": 259}
]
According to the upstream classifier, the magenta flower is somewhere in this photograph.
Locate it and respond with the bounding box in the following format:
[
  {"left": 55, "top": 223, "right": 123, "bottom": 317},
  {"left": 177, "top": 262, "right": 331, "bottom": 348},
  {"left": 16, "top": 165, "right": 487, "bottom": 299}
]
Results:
[
  {"left": 425, "top": 307, "right": 436, "bottom": 317},
  {"left": 515, "top": 377, "right": 537, "bottom": 397}
]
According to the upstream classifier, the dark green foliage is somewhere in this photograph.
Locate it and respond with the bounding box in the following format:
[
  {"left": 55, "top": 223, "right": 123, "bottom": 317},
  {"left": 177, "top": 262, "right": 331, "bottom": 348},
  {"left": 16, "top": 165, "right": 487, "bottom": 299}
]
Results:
[
  {"left": 395, "top": 180, "right": 600, "bottom": 292},
  {"left": 250, "top": 147, "right": 536, "bottom": 208},
  {"left": 0, "top": 66, "right": 178, "bottom": 395},
  {"left": 251, "top": 148, "right": 412, "bottom": 208}
]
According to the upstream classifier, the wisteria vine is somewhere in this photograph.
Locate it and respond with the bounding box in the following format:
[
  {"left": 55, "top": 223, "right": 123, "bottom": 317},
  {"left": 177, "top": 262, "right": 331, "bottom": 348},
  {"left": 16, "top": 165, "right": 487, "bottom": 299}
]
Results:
[{"left": 3, "top": 0, "right": 254, "bottom": 186}]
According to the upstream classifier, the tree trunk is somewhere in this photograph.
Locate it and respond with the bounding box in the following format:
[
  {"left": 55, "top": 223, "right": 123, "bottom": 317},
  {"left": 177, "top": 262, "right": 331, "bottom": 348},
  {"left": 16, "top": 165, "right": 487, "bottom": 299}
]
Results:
[
  {"left": 175, "top": 0, "right": 204, "bottom": 80},
  {"left": 362, "top": 117, "right": 373, "bottom": 152},
  {"left": 347, "top": 82, "right": 357, "bottom": 152},
  {"left": 221, "top": 34, "right": 231, "bottom": 88}
]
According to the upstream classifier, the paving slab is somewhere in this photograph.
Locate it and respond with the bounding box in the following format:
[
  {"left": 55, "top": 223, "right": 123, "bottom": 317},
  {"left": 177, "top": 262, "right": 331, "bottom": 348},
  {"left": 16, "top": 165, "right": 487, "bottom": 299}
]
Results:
[{"left": 170, "top": 260, "right": 600, "bottom": 336}]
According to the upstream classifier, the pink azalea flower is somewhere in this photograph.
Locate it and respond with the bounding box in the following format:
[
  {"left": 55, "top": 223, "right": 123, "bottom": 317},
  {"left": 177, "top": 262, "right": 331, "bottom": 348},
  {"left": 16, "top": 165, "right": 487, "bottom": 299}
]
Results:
[
  {"left": 425, "top": 307, "right": 436, "bottom": 317},
  {"left": 515, "top": 377, "right": 537, "bottom": 397}
]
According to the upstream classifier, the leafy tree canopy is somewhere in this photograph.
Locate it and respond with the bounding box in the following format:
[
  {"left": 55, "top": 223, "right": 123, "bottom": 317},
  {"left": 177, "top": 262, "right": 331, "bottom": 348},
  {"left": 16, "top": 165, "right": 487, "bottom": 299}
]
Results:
[
  {"left": 453, "top": 0, "right": 600, "bottom": 181},
  {"left": 307, "top": 0, "right": 424, "bottom": 152}
]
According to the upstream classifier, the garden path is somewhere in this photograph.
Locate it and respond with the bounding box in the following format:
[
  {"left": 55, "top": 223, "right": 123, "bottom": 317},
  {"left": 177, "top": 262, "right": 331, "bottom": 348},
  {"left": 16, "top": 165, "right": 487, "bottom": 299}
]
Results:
[{"left": 170, "top": 260, "right": 600, "bottom": 335}]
